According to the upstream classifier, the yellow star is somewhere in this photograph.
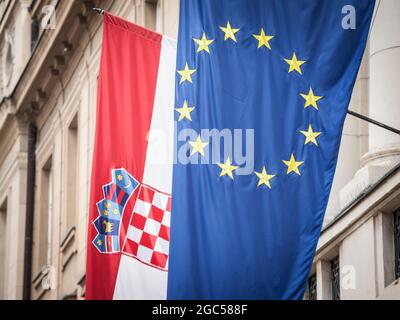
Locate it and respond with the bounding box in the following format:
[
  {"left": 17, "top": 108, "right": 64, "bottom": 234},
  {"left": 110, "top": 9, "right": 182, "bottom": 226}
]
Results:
[
  {"left": 300, "top": 124, "right": 322, "bottom": 146},
  {"left": 254, "top": 166, "right": 276, "bottom": 189},
  {"left": 300, "top": 87, "right": 323, "bottom": 110},
  {"left": 253, "top": 28, "right": 274, "bottom": 50},
  {"left": 217, "top": 157, "right": 239, "bottom": 180},
  {"left": 219, "top": 21, "right": 240, "bottom": 42},
  {"left": 177, "top": 63, "right": 196, "bottom": 84},
  {"left": 175, "top": 100, "right": 195, "bottom": 121},
  {"left": 97, "top": 239, "right": 103, "bottom": 246},
  {"left": 282, "top": 154, "right": 304, "bottom": 175},
  {"left": 105, "top": 202, "right": 111, "bottom": 208},
  {"left": 188, "top": 135, "right": 209, "bottom": 157},
  {"left": 193, "top": 32, "right": 214, "bottom": 53},
  {"left": 103, "top": 210, "right": 109, "bottom": 216},
  {"left": 284, "top": 53, "right": 306, "bottom": 74},
  {"left": 113, "top": 208, "right": 119, "bottom": 215},
  {"left": 117, "top": 174, "right": 123, "bottom": 181}
]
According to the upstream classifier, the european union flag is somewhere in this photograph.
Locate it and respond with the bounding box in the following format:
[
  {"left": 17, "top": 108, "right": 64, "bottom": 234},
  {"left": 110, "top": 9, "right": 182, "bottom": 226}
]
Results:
[{"left": 168, "top": 0, "right": 375, "bottom": 299}]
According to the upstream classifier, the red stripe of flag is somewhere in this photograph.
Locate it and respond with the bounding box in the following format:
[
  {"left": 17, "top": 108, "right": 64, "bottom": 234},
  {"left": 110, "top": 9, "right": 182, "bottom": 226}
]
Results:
[
  {"left": 106, "top": 236, "right": 113, "bottom": 252},
  {"left": 86, "top": 12, "right": 162, "bottom": 300},
  {"left": 117, "top": 187, "right": 126, "bottom": 204},
  {"left": 106, "top": 184, "right": 117, "bottom": 200}
]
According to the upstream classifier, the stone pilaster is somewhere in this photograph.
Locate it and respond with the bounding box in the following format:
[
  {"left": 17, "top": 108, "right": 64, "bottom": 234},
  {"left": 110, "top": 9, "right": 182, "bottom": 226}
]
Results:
[
  {"left": 14, "top": 0, "right": 32, "bottom": 79},
  {"left": 362, "top": 0, "right": 400, "bottom": 167}
]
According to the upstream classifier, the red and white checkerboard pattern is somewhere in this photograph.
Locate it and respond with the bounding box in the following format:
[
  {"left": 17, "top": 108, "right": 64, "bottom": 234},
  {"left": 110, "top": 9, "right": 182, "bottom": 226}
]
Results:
[{"left": 122, "top": 184, "right": 171, "bottom": 271}]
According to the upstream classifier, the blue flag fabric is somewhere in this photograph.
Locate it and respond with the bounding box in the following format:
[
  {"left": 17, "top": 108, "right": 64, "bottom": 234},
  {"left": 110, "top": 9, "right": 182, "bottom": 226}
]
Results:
[{"left": 168, "top": 0, "right": 375, "bottom": 299}]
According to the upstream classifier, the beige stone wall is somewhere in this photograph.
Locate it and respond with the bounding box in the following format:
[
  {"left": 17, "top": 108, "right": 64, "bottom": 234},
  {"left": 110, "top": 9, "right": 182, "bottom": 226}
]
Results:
[{"left": 0, "top": 118, "right": 28, "bottom": 299}]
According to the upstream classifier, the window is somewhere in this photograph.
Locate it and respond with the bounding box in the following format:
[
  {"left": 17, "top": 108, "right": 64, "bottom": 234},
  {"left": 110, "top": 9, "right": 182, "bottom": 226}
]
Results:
[
  {"left": 145, "top": 0, "right": 162, "bottom": 32},
  {"left": 394, "top": 209, "right": 400, "bottom": 280},
  {"left": 331, "top": 255, "right": 340, "bottom": 300},
  {"left": 38, "top": 157, "right": 53, "bottom": 267},
  {"left": 64, "top": 114, "right": 78, "bottom": 236},
  {"left": 307, "top": 274, "right": 317, "bottom": 300},
  {"left": 380, "top": 210, "right": 397, "bottom": 286},
  {"left": 0, "top": 198, "right": 7, "bottom": 299},
  {"left": 308, "top": 273, "right": 317, "bottom": 300},
  {"left": 31, "top": 17, "right": 39, "bottom": 52}
]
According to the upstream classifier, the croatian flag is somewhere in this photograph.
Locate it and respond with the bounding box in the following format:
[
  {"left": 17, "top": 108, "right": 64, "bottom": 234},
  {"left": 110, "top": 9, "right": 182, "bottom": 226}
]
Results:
[{"left": 86, "top": 13, "right": 176, "bottom": 299}]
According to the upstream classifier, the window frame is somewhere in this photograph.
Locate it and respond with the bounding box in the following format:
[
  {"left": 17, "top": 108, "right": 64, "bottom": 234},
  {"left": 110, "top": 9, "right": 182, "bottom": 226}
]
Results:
[
  {"left": 331, "top": 255, "right": 340, "bottom": 300},
  {"left": 308, "top": 273, "right": 317, "bottom": 300},
  {"left": 394, "top": 209, "right": 400, "bottom": 280}
]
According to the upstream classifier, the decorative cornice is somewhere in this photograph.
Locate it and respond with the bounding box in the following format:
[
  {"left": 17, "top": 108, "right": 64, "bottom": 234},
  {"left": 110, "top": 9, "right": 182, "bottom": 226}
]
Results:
[
  {"left": 316, "top": 164, "right": 400, "bottom": 259},
  {"left": 0, "top": 0, "right": 100, "bottom": 132}
]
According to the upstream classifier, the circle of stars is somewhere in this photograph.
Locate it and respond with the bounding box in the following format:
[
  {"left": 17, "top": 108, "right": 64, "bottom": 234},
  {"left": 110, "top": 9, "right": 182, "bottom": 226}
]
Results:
[{"left": 175, "top": 20, "right": 325, "bottom": 190}]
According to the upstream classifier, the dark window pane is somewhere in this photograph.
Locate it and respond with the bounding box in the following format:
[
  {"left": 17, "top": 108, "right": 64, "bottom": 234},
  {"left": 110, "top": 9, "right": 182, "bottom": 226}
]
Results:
[
  {"left": 308, "top": 273, "right": 317, "bottom": 300},
  {"left": 331, "top": 256, "right": 340, "bottom": 300},
  {"left": 394, "top": 210, "right": 400, "bottom": 280},
  {"left": 31, "top": 17, "right": 39, "bottom": 52}
]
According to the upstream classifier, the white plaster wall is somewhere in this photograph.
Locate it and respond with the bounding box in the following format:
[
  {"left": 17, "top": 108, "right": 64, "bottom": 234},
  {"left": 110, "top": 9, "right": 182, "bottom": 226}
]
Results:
[{"left": 339, "top": 218, "right": 376, "bottom": 299}]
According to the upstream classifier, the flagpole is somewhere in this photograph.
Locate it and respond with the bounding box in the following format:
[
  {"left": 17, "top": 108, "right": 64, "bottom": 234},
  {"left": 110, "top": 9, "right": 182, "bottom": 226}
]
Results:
[
  {"left": 90, "top": 7, "right": 399, "bottom": 136},
  {"left": 347, "top": 110, "right": 400, "bottom": 135}
]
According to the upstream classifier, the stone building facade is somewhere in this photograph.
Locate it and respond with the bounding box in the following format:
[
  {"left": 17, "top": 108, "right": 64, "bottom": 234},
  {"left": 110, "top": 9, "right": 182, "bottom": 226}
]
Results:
[
  {"left": 0, "top": 0, "right": 398, "bottom": 300},
  {"left": 309, "top": 0, "right": 400, "bottom": 300}
]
